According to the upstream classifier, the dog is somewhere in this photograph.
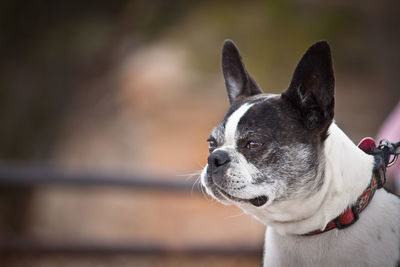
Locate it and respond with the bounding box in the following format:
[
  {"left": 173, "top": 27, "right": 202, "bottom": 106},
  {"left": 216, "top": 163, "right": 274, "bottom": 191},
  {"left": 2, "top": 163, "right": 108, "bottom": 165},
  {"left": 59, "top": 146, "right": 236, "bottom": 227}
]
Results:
[{"left": 200, "top": 40, "right": 400, "bottom": 266}]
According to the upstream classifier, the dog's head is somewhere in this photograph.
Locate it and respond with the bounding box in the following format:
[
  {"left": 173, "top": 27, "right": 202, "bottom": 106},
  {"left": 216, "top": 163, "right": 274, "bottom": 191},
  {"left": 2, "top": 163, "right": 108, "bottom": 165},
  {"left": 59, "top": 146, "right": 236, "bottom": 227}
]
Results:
[{"left": 201, "top": 40, "right": 335, "bottom": 214}]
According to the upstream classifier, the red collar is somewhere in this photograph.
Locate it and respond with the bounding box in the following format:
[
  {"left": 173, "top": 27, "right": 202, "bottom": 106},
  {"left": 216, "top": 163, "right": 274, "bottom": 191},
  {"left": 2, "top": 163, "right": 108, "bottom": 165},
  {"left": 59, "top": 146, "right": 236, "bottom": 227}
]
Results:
[{"left": 304, "top": 138, "right": 385, "bottom": 236}]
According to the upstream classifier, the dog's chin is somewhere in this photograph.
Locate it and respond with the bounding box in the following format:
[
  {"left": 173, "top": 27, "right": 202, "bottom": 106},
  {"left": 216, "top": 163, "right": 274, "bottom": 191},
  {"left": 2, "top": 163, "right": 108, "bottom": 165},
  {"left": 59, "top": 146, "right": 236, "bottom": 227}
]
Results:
[
  {"left": 204, "top": 176, "right": 269, "bottom": 207},
  {"left": 206, "top": 185, "right": 233, "bottom": 205}
]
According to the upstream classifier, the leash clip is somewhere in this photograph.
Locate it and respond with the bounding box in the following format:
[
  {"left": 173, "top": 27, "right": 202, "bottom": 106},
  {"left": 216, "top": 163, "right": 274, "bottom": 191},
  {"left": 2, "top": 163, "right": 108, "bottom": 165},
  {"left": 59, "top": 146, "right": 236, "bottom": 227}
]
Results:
[
  {"left": 387, "top": 154, "right": 398, "bottom": 167},
  {"left": 378, "top": 139, "right": 399, "bottom": 167}
]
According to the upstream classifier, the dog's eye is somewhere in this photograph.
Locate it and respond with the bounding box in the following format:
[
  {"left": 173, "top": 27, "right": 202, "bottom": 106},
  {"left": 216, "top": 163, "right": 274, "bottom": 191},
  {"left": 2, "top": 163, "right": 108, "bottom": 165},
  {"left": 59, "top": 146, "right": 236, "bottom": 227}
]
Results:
[
  {"left": 247, "top": 141, "right": 262, "bottom": 150},
  {"left": 207, "top": 138, "right": 217, "bottom": 153},
  {"left": 208, "top": 141, "right": 217, "bottom": 153}
]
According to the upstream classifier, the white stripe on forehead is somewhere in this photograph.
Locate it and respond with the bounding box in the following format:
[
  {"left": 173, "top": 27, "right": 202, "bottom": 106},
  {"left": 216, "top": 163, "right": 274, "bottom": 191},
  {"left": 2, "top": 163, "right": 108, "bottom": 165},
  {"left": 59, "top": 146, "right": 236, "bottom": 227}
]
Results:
[{"left": 224, "top": 103, "right": 254, "bottom": 146}]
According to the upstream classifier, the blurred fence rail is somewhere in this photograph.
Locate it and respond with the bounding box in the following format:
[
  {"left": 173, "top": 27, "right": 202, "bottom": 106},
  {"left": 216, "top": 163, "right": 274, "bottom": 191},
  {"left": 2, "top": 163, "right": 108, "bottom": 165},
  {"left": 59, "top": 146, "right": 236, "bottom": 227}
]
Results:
[
  {"left": 0, "top": 164, "right": 198, "bottom": 192},
  {"left": 0, "top": 240, "right": 261, "bottom": 256},
  {"left": 0, "top": 163, "right": 262, "bottom": 260}
]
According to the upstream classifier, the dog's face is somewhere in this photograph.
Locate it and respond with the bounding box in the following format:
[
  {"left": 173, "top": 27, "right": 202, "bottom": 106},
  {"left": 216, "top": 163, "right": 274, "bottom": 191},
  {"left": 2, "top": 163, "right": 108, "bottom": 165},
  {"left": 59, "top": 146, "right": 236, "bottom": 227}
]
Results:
[{"left": 201, "top": 40, "right": 335, "bottom": 212}]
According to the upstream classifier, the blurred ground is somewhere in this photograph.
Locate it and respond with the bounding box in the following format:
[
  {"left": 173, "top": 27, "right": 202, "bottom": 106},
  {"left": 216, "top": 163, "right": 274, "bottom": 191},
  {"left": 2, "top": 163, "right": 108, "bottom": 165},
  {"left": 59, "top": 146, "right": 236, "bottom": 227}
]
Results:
[
  {"left": 27, "top": 188, "right": 264, "bottom": 248},
  {"left": 0, "top": 0, "right": 399, "bottom": 266},
  {"left": 1, "top": 253, "right": 262, "bottom": 267}
]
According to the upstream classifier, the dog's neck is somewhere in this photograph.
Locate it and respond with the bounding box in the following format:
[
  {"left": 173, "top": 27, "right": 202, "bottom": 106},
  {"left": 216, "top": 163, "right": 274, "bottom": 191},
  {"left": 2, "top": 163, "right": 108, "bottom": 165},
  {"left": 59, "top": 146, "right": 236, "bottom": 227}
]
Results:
[{"left": 243, "top": 122, "right": 375, "bottom": 235}]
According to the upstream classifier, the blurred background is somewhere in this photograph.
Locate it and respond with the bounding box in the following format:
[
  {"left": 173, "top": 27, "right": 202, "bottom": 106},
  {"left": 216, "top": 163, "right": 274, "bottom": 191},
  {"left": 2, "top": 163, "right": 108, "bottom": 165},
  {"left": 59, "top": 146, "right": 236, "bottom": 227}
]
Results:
[{"left": 0, "top": 0, "right": 399, "bottom": 266}]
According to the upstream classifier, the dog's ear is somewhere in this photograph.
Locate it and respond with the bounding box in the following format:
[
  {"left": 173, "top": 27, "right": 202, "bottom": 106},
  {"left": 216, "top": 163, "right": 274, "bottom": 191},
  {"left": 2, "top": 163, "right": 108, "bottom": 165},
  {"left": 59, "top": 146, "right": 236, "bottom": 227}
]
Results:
[
  {"left": 282, "top": 41, "right": 335, "bottom": 131},
  {"left": 222, "top": 40, "right": 262, "bottom": 104}
]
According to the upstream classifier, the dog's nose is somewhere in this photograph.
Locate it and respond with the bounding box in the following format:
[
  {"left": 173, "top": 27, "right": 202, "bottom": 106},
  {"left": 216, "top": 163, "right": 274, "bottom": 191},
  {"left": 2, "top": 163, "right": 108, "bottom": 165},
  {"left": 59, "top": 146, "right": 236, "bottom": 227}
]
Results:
[{"left": 208, "top": 150, "right": 230, "bottom": 170}]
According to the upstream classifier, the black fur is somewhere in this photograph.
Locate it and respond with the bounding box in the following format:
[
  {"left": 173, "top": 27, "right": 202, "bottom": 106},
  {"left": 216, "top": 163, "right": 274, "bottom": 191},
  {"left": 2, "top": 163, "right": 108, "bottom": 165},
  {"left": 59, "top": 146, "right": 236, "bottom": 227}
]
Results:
[
  {"left": 282, "top": 41, "right": 335, "bottom": 138},
  {"left": 236, "top": 96, "right": 324, "bottom": 199}
]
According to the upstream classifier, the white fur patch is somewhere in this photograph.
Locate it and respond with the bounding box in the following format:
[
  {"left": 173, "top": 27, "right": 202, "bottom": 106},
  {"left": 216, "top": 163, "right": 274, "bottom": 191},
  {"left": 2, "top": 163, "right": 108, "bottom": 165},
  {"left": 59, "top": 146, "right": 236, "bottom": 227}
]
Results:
[{"left": 224, "top": 103, "right": 254, "bottom": 146}]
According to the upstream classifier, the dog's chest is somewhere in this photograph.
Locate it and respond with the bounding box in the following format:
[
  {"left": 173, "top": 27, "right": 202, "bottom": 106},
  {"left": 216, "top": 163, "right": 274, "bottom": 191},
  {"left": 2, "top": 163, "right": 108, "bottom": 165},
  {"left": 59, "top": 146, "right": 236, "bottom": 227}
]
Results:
[{"left": 263, "top": 190, "right": 400, "bottom": 267}]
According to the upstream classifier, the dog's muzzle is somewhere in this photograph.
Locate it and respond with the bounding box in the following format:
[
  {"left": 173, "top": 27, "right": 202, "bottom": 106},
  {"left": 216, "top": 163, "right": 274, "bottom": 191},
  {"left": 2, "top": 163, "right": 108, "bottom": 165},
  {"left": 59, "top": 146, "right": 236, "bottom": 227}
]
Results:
[{"left": 205, "top": 150, "right": 268, "bottom": 207}]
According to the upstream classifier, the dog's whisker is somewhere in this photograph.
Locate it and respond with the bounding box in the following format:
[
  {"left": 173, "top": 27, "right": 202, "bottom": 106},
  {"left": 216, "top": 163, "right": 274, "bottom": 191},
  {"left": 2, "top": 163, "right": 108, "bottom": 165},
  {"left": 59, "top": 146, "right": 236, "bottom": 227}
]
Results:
[
  {"left": 191, "top": 175, "right": 201, "bottom": 195},
  {"left": 194, "top": 160, "right": 207, "bottom": 169},
  {"left": 226, "top": 211, "right": 246, "bottom": 219},
  {"left": 199, "top": 183, "right": 208, "bottom": 197},
  {"left": 182, "top": 170, "right": 202, "bottom": 181}
]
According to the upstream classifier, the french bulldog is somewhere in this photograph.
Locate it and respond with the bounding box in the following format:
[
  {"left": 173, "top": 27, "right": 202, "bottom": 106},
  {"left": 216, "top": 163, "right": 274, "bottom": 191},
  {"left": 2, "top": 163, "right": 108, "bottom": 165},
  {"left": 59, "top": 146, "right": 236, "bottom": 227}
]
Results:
[{"left": 200, "top": 40, "right": 400, "bottom": 266}]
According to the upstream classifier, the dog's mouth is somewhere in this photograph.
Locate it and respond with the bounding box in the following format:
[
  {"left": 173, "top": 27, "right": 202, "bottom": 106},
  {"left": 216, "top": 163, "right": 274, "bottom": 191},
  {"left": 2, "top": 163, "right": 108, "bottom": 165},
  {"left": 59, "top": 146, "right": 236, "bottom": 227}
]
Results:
[
  {"left": 210, "top": 183, "right": 269, "bottom": 207},
  {"left": 248, "top": 195, "right": 269, "bottom": 207}
]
